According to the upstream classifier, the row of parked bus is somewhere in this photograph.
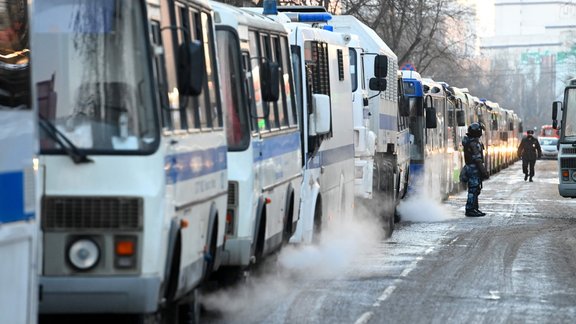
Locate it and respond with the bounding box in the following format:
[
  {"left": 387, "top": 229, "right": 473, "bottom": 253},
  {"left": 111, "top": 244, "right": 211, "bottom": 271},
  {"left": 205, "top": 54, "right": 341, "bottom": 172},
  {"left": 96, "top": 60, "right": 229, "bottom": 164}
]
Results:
[
  {"left": 0, "top": 0, "right": 523, "bottom": 323},
  {"left": 401, "top": 71, "right": 524, "bottom": 200}
]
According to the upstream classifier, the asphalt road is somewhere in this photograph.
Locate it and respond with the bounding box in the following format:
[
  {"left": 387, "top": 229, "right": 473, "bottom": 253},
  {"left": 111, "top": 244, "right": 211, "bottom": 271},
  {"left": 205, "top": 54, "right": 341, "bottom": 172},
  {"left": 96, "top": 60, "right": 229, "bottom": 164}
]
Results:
[
  {"left": 201, "top": 159, "right": 576, "bottom": 324},
  {"left": 40, "top": 160, "right": 576, "bottom": 323}
]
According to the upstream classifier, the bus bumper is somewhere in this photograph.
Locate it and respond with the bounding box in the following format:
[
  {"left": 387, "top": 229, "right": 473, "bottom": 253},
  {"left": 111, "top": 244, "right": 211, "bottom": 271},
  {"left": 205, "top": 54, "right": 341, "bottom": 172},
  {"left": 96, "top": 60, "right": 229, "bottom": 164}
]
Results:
[
  {"left": 39, "top": 275, "right": 161, "bottom": 314},
  {"left": 559, "top": 184, "right": 576, "bottom": 198}
]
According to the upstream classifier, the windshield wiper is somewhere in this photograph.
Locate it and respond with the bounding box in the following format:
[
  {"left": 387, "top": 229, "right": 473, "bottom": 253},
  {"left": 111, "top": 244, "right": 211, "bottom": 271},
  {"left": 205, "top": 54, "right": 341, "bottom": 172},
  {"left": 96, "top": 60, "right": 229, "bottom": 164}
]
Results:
[{"left": 39, "top": 115, "right": 93, "bottom": 164}]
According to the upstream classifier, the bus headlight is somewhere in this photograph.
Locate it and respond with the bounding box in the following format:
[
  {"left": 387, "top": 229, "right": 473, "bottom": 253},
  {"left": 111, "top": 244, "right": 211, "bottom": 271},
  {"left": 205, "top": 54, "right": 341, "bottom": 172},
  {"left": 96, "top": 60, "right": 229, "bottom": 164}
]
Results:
[{"left": 68, "top": 238, "right": 100, "bottom": 270}]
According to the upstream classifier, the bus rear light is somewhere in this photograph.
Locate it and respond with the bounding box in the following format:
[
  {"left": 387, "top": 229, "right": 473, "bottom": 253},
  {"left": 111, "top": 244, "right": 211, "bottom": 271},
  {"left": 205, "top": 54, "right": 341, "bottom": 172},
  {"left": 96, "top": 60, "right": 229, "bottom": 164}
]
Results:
[
  {"left": 225, "top": 209, "right": 235, "bottom": 235},
  {"left": 265, "top": 197, "right": 272, "bottom": 204}
]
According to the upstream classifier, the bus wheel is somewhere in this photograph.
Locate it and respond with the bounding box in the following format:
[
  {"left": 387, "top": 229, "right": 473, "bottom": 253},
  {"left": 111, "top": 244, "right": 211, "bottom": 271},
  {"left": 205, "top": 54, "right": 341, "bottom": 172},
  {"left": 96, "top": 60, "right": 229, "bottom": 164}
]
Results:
[
  {"left": 282, "top": 196, "right": 294, "bottom": 245},
  {"left": 179, "top": 289, "right": 201, "bottom": 324},
  {"left": 312, "top": 200, "right": 322, "bottom": 244},
  {"left": 377, "top": 162, "right": 395, "bottom": 238}
]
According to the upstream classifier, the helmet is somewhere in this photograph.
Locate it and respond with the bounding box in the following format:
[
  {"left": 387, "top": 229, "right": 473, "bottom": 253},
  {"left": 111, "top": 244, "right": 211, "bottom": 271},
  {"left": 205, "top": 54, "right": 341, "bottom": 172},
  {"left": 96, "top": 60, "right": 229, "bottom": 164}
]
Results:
[{"left": 467, "top": 122, "right": 483, "bottom": 138}]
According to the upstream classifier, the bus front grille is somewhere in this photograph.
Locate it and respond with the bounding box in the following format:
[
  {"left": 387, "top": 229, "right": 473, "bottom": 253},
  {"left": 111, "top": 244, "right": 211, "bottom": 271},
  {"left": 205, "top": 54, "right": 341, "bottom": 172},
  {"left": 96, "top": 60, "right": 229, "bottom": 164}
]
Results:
[
  {"left": 560, "top": 158, "right": 576, "bottom": 169},
  {"left": 562, "top": 148, "right": 576, "bottom": 155},
  {"left": 42, "top": 196, "right": 143, "bottom": 230}
]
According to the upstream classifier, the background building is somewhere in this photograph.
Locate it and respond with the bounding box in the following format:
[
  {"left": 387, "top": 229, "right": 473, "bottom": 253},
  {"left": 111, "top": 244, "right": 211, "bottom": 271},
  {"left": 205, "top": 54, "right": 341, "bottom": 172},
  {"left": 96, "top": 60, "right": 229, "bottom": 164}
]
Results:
[{"left": 479, "top": 0, "right": 576, "bottom": 130}]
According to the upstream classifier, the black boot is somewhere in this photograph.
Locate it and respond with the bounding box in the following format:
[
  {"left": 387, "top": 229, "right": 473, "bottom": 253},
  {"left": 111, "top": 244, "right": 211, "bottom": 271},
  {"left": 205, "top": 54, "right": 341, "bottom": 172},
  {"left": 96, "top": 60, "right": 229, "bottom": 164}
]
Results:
[
  {"left": 474, "top": 209, "right": 486, "bottom": 216},
  {"left": 465, "top": 209, "right": 485, "bottom": 217},
  {"left": 529, "top": 176, "right": 533, "bottom": 182},
  {"left": 524, "top": 174, "right": 528, "bottom": 181}
]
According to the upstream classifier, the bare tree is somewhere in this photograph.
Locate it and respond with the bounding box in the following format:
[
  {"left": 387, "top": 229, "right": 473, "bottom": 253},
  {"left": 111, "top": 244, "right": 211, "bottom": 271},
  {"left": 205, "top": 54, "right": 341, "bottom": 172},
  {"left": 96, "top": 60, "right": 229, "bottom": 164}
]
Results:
[{"left": 342, "top": 0, "right": 473, "bottom": 75}]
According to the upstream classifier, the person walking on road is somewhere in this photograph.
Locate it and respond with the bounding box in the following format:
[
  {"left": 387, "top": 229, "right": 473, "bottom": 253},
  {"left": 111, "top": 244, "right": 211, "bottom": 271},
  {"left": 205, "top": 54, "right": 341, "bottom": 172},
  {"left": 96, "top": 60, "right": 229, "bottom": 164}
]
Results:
[
  {"left": 517, "top": 130, "right": 542, "bottom": 182},
  {"left": 461, "top": 122, "right": 490, "bottom": 217}
]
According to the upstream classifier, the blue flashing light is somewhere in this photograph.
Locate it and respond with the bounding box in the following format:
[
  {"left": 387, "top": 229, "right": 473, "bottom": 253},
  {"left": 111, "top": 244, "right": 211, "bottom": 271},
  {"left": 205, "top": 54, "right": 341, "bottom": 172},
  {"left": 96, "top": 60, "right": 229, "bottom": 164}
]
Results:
[
  {"left": 402, "top": 79, "right": 423, "bottom": 97},
  {"left": 263, "top": 0, "right": 278, "bottom": 15},
  {"left": 297, "top": 13, "right": 332, "bottom": 22},
  {"left": 323, "top": 25, "right": 333, "bottom": 31}
]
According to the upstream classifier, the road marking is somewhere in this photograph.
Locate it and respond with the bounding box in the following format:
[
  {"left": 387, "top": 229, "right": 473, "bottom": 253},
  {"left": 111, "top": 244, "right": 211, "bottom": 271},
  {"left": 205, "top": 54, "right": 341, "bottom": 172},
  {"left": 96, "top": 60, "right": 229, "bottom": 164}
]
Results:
[
  {"left": 354, "top": 311, "right": 374, "bottom": 324},
  {"left": 373, "top": 285, "right": 397, "bottom": 306},
  {"left": 400, "top": 267, "right": 413, "bottom": 277}
]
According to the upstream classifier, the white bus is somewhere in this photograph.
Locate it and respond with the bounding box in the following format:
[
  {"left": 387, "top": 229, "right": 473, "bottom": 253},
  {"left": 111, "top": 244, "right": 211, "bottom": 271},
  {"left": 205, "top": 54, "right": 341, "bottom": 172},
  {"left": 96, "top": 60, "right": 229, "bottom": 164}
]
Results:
[
  {"left": 34, "top": 0, "right": 227, "bottom": 321},
  {"left": 330, "top": 15, "right": 410, "bottom": 234},
  {"left": 261, "top": 8, "right": 356, "bottom": 244},
  {"left": 0, "top": 1, "right": 38, "bottom": 323},
  {"left": 552, "top": 78, "right": 576, "bottom": 198},
  {"left": 212, "top": 2, "right": 302, "bottom": 272}
]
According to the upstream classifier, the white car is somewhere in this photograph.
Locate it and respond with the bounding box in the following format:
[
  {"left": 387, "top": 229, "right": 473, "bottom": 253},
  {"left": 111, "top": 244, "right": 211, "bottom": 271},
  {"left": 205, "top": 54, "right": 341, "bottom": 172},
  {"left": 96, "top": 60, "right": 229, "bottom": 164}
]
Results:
[{"left": 538, "top": 136, "right": 559, "bottom": 159}]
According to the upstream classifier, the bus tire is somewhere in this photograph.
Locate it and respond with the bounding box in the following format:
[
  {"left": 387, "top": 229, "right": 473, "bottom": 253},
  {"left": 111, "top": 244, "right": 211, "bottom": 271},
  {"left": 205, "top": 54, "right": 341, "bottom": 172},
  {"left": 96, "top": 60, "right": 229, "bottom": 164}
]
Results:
[
  {"left": 282, "top": 193, "right": 295, "bottom": 245},
  {"left": 312, "top": 198, "right": 322, "bottom": 244},
  {"left": 204, "top": 219, "right": 219, "bottom": 280}
]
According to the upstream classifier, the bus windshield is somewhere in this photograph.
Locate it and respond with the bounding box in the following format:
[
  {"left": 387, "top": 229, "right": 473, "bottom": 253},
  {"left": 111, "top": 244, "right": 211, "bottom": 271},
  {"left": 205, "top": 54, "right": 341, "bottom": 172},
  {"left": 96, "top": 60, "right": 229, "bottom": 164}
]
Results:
[
  {"left": 563, "top": 88, "right": 576, "bottom": 140},
  {"left": 34, "top": 0, "right": 159, "bottom": 154}
]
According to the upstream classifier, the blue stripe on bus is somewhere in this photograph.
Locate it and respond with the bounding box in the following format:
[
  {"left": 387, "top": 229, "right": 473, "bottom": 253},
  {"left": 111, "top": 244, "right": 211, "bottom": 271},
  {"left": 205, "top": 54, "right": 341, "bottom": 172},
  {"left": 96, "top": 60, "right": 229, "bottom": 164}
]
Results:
[
  {"left": 165, "top": 146, "right": 228, "bottom": 184},
  {"left": 253, "top": 131, "right": 301, "bottom": 162},
  {"left": 307, "top": 144, "right": 355, "bottom": 169},
  {"left": 0, "top": 171, "right": 33, "bottom": 223},
  {"left": 379, "top": 113, "right": 398, "bottom": 131}
]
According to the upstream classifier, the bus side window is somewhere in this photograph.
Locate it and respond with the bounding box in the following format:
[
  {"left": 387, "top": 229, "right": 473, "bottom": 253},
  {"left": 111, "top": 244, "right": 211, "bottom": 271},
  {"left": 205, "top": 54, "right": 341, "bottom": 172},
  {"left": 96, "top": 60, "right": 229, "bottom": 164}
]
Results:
[
  {"left": 198, "top": 11, "right": 223, "bottom": 129},
  {"left": 149, "top": 20, "right": 172, "bottom": 131},
  {"left": 174, "top": 3, "right": 191, "bottom": 130},
  {"left": 260, "top": 33, "right": 279, "bottom": 131},
  {"left": 272, "top": 36, "right": 288, "bottom": 128},
  {"left": 280, "top": 37, "right": 297, "bottom": 127},
  {"left": 242, "top": 52, "right": 257, "bottom": 132},
  {"left": 249, "top": 31, "right": 267, "bottom": 132}
]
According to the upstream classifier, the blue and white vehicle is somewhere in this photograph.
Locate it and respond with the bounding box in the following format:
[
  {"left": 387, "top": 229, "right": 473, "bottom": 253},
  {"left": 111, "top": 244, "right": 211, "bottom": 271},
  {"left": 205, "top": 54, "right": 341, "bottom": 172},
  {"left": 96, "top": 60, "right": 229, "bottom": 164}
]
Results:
[
  {"left": 552, "top": 78, "right": 576, "bottom": 198},
  {"left": 265, "top": 8, "right": 356, "bottom": 243},
  {"left": 212, "top": 2, "right": 302, "bottom": 268},
  {"left": 330, "top": 15, "right": 410, "bottom": 230},
  {"left": 400, "top": 70, "right": 428, "bottom": 194},
  {"left": 0, "top": 1, "right": 38, "bottom": 322},
  {"left": 408, "top": 76, "right": 451, "bottom": 200},
  {"left": 35, "top": 0, "right": 227, "bottom": 321}
]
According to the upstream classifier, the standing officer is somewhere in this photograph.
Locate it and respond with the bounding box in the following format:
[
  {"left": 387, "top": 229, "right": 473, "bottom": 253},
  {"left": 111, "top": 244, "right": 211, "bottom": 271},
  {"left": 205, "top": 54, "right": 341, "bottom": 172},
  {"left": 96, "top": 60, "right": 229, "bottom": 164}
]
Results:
[
  {"left": 517, "top": 129, "right": 542, "bottom": 182},
  {"left": 461, "top": 123, "right": 490, "bottom": 217}
]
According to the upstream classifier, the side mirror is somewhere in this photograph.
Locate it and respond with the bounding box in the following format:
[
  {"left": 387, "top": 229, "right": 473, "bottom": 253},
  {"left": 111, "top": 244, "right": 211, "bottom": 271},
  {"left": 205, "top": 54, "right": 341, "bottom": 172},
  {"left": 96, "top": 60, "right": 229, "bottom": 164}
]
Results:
[
  {"left": 178, "top": 40, "right": 204, "bottom": 96},
  {"left": 309, "top": 94, "right": 331, "bottom": 136},
  {"left": 456, "top": 110, "right": 466, "bottom": 127},
  {"left": 374, "top": 55, "right": 388, "bottom": 78},
  {"left": 426, "top": 107, "right": 437, "bottom": 129},
  {"left": 369, "top": 77, "right": 387, "bottom": 91},
  {"left": 552, "top": 101, "right": 561, "bottom": 129},
  {"left": 260, "top": 61, "right": 280, "bottom": 102}
]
